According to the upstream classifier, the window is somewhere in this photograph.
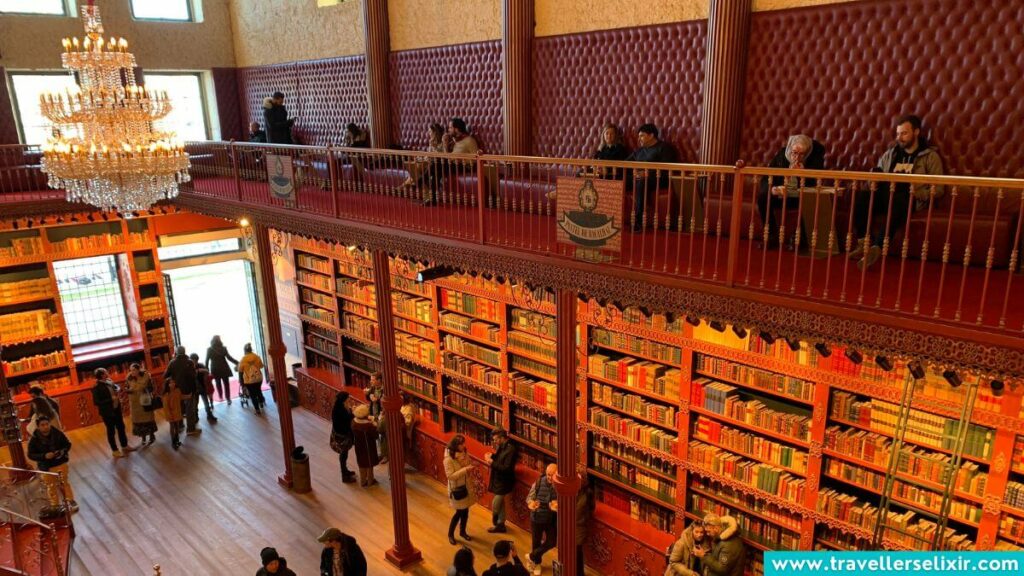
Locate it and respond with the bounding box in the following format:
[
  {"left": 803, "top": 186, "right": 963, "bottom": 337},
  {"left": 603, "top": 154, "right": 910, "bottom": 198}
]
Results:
[
  {"left": 143, "top": 73, "right": 209, "bottom": 141},
  {"left": 54, "top": 255, "right": 130, "bottom": 345},
  {"left": 131, "top": 0, "right": 191, "bottom": 21},
  {"left": 0, "top": 0, "right": 66, "bottom": 15},
  {"left": 157, "top": 238, "right": 242, "bottom": 260},
  {"left": 8, "top": 73, "right": 78, "bottom": 145}
]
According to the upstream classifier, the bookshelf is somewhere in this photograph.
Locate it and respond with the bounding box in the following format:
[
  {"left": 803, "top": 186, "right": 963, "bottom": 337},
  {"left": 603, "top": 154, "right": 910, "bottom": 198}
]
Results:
[
  {"left": 0, "top": 218, "right": 174, "bottom": 432},
  {"left": 286, "top": 249, "right": 1024, "bottom": 572}
]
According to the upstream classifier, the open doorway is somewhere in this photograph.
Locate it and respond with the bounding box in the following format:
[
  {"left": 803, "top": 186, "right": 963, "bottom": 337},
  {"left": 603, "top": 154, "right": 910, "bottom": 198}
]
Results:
[{"left": 164, "top": 260, "right": 262, "bottom": 373}]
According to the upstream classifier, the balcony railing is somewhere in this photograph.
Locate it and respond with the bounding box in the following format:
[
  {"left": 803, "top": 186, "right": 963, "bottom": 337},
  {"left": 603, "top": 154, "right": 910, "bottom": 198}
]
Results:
[
  {"left": 0, "top": 466, "right": 72, "bottom": 576},
  {"left": 2, "top": 141, "right": 1022, "bottom": 334}
]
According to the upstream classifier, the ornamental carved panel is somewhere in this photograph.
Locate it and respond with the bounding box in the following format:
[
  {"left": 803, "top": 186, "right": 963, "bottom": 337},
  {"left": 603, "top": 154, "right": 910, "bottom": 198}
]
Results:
[{"left": 587, "top": 525, "right": 613, "bottom": 568}]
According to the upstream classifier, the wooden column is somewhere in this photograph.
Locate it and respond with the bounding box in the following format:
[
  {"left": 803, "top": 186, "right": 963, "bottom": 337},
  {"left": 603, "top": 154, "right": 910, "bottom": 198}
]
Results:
[
  {"left": 362, "top": 0, "right": 394, "bottom": 149},
  {"left": 553, "top": 288, "right": 580, "bottom": 574},
  {"left": 370, "top": 250, "right": 423, "bottom": 568},
  {"left": 502, "top": 0, "right": 533, "bottom": 155},
  {"left": 0, "top": 67, "right": 21, "bottom": 145},
  {"left": 253, "top": 224, "right": 297, "bottom": 488},
  {"left": 699, "top": 0, "right": 751, "bottom": 164}
]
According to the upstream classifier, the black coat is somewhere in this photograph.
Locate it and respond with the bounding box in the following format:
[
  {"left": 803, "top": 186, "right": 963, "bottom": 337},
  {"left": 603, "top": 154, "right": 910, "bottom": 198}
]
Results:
[
  {"left": 255, "top": 557, "right": 296, "bottom": 576},
  {"left": 249, "top": 130, "right": 267, "bottom": 144},
  {"left": 206, "top": 344, "right": 238, "bottom": 378},
  {"left": 164, "top": 354, "right": 197, "bottom": 395},
  {"left": 319, "top": 536, "right": 367, "bottom": 576},
  {"left": 481, "top": 558, "right": 530, "bottom": 576},
  {"left": 27, "top": 427, "right": 71, "bottom": 471},
  {"left": 760, "top": 140, "right": 826, "bottom": 196},
  {"left": 91, "top": 380, "right": 121, "bottom": 418},
  {"left": 593, "top": 143, "right": 629, "bottom": 161},
  {"left": 263, "top": 100, "right": 294, "bottom": 145},
  {"left": 488, "top": 440, "right": 518, "bottom": 495},
  {"left": 331, "top": 397, "right": 354, "bottom": 437}
]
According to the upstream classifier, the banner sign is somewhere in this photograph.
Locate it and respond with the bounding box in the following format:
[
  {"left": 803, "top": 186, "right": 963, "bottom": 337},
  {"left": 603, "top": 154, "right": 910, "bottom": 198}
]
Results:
[
  {"left": 267, "top": 154, "right": 296, "bottom": 206},
  {"left": 555, "top": 176, "right": 624, "bottom": 259}
]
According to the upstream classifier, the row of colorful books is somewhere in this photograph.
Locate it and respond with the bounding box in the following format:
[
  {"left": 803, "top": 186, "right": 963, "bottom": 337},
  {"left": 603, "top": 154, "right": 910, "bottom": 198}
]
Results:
[
  {"left": 688, "top": 492, "right": 800, "bottom": 549},
  {"left": 395, "top": 332, "right": 436, "bottom": 364},
  {"left": 440, "top": 311, "right": 500, "bottom": 343},
  {"left": 394, "top": 316, "right": 433, "bottom": 339},
  {"left": 440, "top": 289, "right": 501, "bottom": 322},
  {"left": 336, "top": 260, "right": 373, "bottom": 281},
  {"left": 594, "top": 482, "right": 676, "bottom": 532},
  {"left": 336, "top": 278, "right": 375, "bottom": 302},
  {"left": 393, "top": 293, "right": 432, "bottom": 323},
  {"left": 302, "top": 304, "right": 336, "bottom": 326},
  {"left": 305, "top": 333, "right": 339, "bottom": 358},
  {"left": 297, "top": 269, "right": 331, "bottom": 291},
  {"left": 691, "top": 477, "right": 802, "bottom": 530},
  {"left": 343, "top": 315, "right": 379, "bottom": 343},
  {"left": 510, "top": 373, "right": 556, "bottom": 412},
  {"left": 509, "top": 307, "right": 555, "bottom": 338},
  {"left": 510, "top": 355, "right": 556, "bottom": 379},
  {"left": 0, "top": 309, "right": 62, "bottom": 340},
  {"left": 692, "top": 379, "right": 811, "bottom": 442},
  {"left": 695, "top": 354, "right": 815, "bottom": 402},
  {"left": 49, "top": 233, "right": 123, "bottom": 253},
  {"left": 296, "top": 252, "right": 331, "bottom": 274},
  {"left": 442, "top": 353, "right": 501, "bottom": 388},
  {"left": 692, "top": 416, "right": 808, "bottom": 473},
  {"left": 589, "top": 407, "right": 678, "bottom": 454},
  {"left": 508, "top": 330, "right": 556, "bottom": 361},
  {"left": 3, "top": 350, "right": 67, "bottom": 375},
  {"left": 0, "top": 278, "right": 51, "bottom": 302},
  {"left": 397, "top": 370, "right": 437, "bottom": 398},
  {"left": 592, "top": 382, "right": 677, "bottom": 428},
  {"left": 443, "top": 334, "right": 501, "bottom": 367},
  {"left": 0, "top": 236, "right": 43, "bottom": 258},
  {"left": 512, "top": 419, "right": 556, "bottom": 453},
  {"left": 689, "top": 440, "right": 805, "bottom": 501},
  {"left": 140, "top": 296, "right": 163, "bottom": 317},
  {"left": 588, "top": 354, "right": 680, "bottom": 398},
  {"left": 590, "top": 327, "right": 682, "bottom": 364},
  {"left": 341, "top": 300, "right": 377, "bottom": 321},
  {"left": 391, "top": 274, "right": 431, "bottom": 297},
  {"left": 1005, "top": 481, "right": 1024, "bottom": 511},
  {"left": 446, "top": 391, "right": 502, "bottom": 424},
  {"left": 592, "top": 455, "right": 677, "bottom": 503}
]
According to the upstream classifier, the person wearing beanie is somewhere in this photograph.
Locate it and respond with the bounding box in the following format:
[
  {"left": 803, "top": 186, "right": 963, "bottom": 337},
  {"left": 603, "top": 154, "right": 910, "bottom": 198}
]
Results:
[
  {"left": 351, "top": 403, "right": 380, "bottom": 487},
  {"left": 318, "top": 527, "right": 367, "bottom": 576},
  {"left": 481, "top": 539, "right": 529, "bottom": 576},
  {"left": 256, "top": 546, "right": 296, "bottom": 576}
]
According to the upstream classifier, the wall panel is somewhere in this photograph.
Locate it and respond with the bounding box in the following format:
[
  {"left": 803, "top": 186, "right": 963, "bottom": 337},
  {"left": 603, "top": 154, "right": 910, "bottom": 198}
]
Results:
[
  {"left": 741, "top": 0, "right": 1024, "bottom": 177},
  {"left": 531, "top": 22, "right": 707, "bottom": 160},
  {"left": 389, "top": 42, "right": 504, "bottom": 153}
]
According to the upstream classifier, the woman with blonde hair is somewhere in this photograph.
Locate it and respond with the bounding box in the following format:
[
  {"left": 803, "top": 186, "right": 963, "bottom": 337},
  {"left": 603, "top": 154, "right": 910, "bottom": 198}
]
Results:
[
  {"left": 444, "top": 434, "right": 476, "bottom": 545},
  {"left": 125, "top": 363, "right": 158, "bottom": 446}
]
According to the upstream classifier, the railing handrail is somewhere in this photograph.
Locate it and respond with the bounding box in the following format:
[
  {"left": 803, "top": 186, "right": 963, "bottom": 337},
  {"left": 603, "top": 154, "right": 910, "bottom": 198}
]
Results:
[
  {"left": 0, "top": 505, "right": 56, "bottom": 531},
  {"left": 742, "top": 165, "right": 1024, "bottom": 189},
  {"left": 0, "top": 466, "right": 59, "bottom": 478}
]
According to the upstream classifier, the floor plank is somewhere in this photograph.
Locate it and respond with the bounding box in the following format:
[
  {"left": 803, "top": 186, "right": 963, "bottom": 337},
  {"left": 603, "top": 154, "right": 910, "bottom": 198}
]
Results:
[{"left": 59, "top": 397, "right": 543, "bottom": 576}]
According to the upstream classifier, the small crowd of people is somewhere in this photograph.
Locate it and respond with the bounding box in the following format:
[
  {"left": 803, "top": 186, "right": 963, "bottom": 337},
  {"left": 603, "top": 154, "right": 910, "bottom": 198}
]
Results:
[
  {"left": 665, "top": 513, "right": 747, "bottom": 576},
  {"left": 254, "top": 527, "right": 367, "bottom": 576},
  {"left": 24, "top": 336, "right": 268, "bottom": 515}
]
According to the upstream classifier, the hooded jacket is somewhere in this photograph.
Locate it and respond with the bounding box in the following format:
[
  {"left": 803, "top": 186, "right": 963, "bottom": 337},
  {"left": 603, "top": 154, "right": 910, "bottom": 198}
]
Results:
[
  {"left": 263, "top": 97, "right": 294, "bottom": 145},
  {"left": 703, "top": 516, "right": 746, "bottom": 576},
  {"left": 319, "top": 534, "right": 367, "bottom": 576},
  {"left": 877, "top": 137, "right": 945, "bottom": 206},
  {"left": 664, "top": 523, "right": 709, "bottom": 576}
]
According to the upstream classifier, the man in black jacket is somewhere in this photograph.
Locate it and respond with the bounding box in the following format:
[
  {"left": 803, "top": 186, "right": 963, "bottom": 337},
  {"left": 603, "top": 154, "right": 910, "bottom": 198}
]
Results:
[
  {"left": 755, "top": 135, "right": 826, "bottom": 249},
  {"left": 263, "top": 91, "right": 296, "bottom": 145},
  {"left": 164, "top": 346, "right": 200, "bottom": 436},
  {"left": 317, "top": 527, "right": 367, "bottom": 576},
  {"left": 27, "top": 415, "right": 77, "bottom": 514},
  {"left": 627, "top": 123, "right": 678, "bottom": 231},
  {"left": 482, "top": 539, "right": 530, "bottom": 576},
  {"left": 91, "top": 368, "right": 134, "bottom": 458},
  {"left": 485, "top": 428, "right": 518, "bottom": 533}
]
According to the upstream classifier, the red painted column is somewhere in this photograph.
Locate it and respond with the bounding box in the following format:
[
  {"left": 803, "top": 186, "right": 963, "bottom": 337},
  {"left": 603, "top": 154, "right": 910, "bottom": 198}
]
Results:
[
  {"left": 553, "top": 288, "right": 580, "bottom": 574},
  {"left": 253, "top": 224, "right": 297, "bottom": 488},
  {"left": 371, "top": 250, "right": 423, "bottom": 568},
  {"left": 502, "top": 0, "right": 533, "bottom": 155},
  {"left": 362, "top": 0, "right": 394, "bottom": 149},
  {"left": 699, "top": 0, "right": 751, "bottom": 164}
]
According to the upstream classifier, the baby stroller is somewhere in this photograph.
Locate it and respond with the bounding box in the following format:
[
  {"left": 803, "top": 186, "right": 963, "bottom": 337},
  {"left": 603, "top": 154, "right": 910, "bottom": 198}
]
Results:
[{"left": 237, "top": 368, "right": 250, "bottom": 408}]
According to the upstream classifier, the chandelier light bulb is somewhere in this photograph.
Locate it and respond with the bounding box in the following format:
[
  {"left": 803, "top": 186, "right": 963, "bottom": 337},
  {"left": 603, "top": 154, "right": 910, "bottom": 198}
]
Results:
[{"left": 39, "top": 2, "right": 190, "bottom": 215}]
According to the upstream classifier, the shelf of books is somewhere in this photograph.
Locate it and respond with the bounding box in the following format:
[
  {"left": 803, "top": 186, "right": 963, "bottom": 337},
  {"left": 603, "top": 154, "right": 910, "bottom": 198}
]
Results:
[{"left": 0, "top": 218, "right": 174, "bottom": 431}]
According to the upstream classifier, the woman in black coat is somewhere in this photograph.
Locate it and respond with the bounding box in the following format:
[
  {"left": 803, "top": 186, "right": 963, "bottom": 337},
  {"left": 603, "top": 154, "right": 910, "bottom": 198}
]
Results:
[
  {"left": 206, "top": 335, "right": 238, "bottom": 404},
  {"left": 318, "top": 528, "right": 367, "bottom": 576},
  {"left": 331, "top": 391, "right": 356, "bottom": 483}
]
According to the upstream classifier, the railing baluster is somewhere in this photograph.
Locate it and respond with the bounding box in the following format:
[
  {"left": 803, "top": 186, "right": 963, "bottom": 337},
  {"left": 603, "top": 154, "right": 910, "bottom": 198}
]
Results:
[
  {"left": 932, "top": 186, "right": 959, "bottom": 319},
  {"left": 975, "top": 188, "right": 1003, "bottom": 325},
  {"left": 998, "top": 189, "right": 1023, "bottom": 329},
  {"left": 726, "top": 164, "right": 745, "bottom": 287},
  {"left": 954, "top": 186, "right": 982, "bottom": 322}
]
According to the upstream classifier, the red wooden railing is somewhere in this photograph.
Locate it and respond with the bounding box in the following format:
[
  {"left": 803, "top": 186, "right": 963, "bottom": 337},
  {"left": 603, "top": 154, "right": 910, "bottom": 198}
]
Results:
[
  {"left": 0, "top": 466, "right": 72, "bottom": 576},
  {"left": 3, "top": 141, "right": 1022, "bottom": 334}
]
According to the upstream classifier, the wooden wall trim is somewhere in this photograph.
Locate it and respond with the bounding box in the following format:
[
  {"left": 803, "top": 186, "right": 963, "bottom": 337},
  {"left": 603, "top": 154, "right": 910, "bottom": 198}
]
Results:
[{"left": 171, "top": 194, "right": 1024, "bottom": 379}]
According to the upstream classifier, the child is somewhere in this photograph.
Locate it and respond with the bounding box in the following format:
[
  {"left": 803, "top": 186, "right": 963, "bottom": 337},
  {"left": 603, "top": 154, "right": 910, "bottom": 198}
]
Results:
[
  {"left": 163, "top": 377, "right": 184, "bottom": 450},
  {"left": 190, "top": 353, "right": 218, "bottom": 423}
]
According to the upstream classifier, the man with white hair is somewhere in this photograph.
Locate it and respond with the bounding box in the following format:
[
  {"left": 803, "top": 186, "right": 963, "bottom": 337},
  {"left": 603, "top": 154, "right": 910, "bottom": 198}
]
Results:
[{"left": 756, "top": 134, "right": 826, "bottom": 249}]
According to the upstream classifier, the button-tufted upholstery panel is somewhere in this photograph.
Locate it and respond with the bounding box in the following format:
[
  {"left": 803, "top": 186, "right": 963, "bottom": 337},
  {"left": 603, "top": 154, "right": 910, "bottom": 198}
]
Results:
[
  {"left": 0, "top": 67, "right": 20, "bottom": 145},
  {"left": 212, "top": 68, "right": 243, "bottom": 141},
  {"left": 237, "top": 56, "right": 369, "bottom": 147},
  {"left": 389, "top": 41, "right": 503, "bottom": 153},
  {"left": 741, "top": 0, "right": 1024, "bottom": 178},
  {"left": 531, "top": 22, "right": 707, "bottom": 161}
]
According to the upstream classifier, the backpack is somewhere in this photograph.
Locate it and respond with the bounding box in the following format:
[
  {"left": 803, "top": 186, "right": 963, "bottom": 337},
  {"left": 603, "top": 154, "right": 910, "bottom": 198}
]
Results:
[{"left": 243, "top": 362, "right": 262, "bottom": 385}]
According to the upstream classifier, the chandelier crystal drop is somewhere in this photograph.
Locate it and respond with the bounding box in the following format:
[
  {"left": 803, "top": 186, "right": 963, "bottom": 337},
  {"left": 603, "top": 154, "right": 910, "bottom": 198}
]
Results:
[{"left": 39, "top": 2, "right": 190, "bottom": 215}]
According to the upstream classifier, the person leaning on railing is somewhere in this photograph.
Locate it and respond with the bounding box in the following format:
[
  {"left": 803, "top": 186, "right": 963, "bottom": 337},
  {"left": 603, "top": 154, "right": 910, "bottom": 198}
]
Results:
[
  {"left": 422, "top": 118, "right": 480, "bottom": 206},
  {"left": 851, "top": 114, "right": 944, "bottom": 270},
  {"left": 27, "top": 415, "right": 78, "bottom": 515},
  {"left": 756, "top": 134, "right": 826, "bottom": 249},
  {"left": 626, "top": 123, "right": 677, "bottom": 232}
]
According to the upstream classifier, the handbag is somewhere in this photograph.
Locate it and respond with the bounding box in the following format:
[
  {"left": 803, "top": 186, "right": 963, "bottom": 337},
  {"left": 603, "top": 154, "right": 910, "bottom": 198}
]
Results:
[
  {"left": 330, "top": 431, "right": 353, "bottom": 454},
  {"left": 144, "top": 395, "right": 164, "bottom": 412},
  {"left": 140, "top": 389, "right": 153, "bottom": 407},
  {"left": 450, "top": 484, "right": 469, "bottom": 501}
]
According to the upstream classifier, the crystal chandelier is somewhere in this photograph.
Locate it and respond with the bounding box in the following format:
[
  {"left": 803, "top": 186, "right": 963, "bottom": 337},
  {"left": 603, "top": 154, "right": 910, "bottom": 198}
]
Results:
[{"left": 39, "top": 1, "right": 190, "bottom": 215}]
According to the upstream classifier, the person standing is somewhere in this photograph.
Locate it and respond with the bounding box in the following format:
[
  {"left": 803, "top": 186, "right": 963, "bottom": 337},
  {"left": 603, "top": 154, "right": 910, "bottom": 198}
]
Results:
[
  {"left": 481, "top": 540, "right": 529, "bottom": 576},
  {"left": 485, "top": 428, "right": 518, "bottom": 533},
  {"left": 317, "top": 527, "right": 367, "bottom": 576},
  {"left": 256, "top": 547, "right": 296, "bottom": 576},
  {"left": 665, "top": 519, "right": 710, "bottom": 576},
  {"left": 165, "top": 346, "right": 200, "bottom": 435},
  {"left": 330, "top": 391, "right": 356, "bottom": 484},
  {"left": 448, "top": 546, "right": 478, "bottom": 576},
  {"left": 26, "top": 415, "right": 77, "bottom": 514},
  {"left": 206, "top": 335, "right": 238, "bottom": 404},
  {"left": 263, "top": 91, "right": 296, "bottom": 145},
  {"left": 350, "top": 404, "right": 380, "bottom": 487},
  {"left": 91, "top": 368, "right": 134, "bottom": 458},
  {"left": 163, "top": 376, "right": 185, "bottom": 450},
  {"left": 238, "top": 343, "right": 267, "bottom": 415},
  {"left": 525, "top": 463, "right": 559, "bottom": 575},
  {"left": 444, "top": 434, "right": 476, "bottom": 545},
  {"left": 125, "top": 363, "right": 157, "bottom": 446},
  {"left": 694, "top": 514, "right": 746, "bottom": 576},
  {"left": 26, "top": 384, "right": 61, "bottom": 431},
  {"left": 190, "top": 353, "right": 218, "bottom": 423},
  {"left": 366, "top": 372, "right": 384, "bottom": 419}
]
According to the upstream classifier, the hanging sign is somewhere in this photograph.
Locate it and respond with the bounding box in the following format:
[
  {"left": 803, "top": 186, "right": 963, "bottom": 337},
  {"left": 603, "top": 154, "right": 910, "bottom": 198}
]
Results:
[
  {"left": 267, "top": 154, "right": 296, "bottom": 206},
  {"left": 555, "top": 176, "right": 624, "bottom": 261}
]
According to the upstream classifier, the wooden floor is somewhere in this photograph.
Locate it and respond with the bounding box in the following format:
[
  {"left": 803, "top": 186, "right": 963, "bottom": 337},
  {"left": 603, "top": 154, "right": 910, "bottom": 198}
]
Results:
[{"left": 61, "top": 397, "right": 540, "bottom": 576}]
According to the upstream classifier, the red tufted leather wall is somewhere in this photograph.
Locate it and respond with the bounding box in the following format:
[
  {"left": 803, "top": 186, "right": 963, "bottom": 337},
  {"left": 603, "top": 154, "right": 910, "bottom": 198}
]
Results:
[
  {"left": 237, "top": 56, "right": 369, "bottom": 147},
  {"left": 389, "top": 41, "right": 503, "bottom": 153},
  {"left": 0, "top": 67, "right": 21, "bottom": 145},
  {"left": 212, "top": 68, "right": 244, "bottom": 141},
  {"left": 531, "top": 22, "right": 707, "bottom": 161},
  {"left": 741, "top": 0, "right": 1024, "bottom": 178}
]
